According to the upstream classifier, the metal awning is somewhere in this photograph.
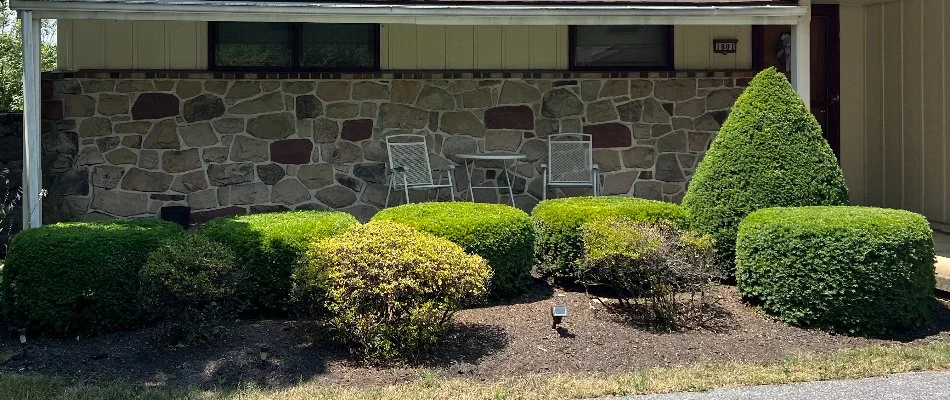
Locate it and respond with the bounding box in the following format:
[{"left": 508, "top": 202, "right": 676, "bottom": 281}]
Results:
[{"left": 10, "top": 0, "right": 807, "bottom": 25}]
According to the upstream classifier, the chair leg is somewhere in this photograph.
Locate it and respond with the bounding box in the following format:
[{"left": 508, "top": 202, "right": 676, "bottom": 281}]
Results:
[
  {"left": 449, "top": 171, "right": 457, "bottom": 201},
  {"left": 403, "top": 175, "right": 410, "bottom": 205},
  {"left": 542, "top": 170, "right": 548, "bottom": 200},
  {"left": 385, "top": 175, "right": 394, "bottom": 208}
]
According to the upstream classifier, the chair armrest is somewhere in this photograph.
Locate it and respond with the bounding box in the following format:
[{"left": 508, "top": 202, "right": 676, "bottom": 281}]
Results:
[
  {"left": 592, "top": 164, "right": 600, "bottom": 171},
  {"left": 540, "top": 163, "right": 548, "bottom": 170},
  {"left": 390, "top": 166, "right": 406, "bottom": 173}
]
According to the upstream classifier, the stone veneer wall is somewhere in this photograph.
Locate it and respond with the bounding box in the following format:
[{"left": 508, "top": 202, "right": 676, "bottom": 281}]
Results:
[
  {"left": 1, "top": 112, "right": 23, "bottom": 248},
  {"left": 39, "top": 71, "right": 750, "bottom": 223}
]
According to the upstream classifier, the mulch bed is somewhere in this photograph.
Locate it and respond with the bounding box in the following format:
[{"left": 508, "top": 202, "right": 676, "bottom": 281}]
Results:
[{"left": 1, "top": 281, "right": 948, "bottom": 391}]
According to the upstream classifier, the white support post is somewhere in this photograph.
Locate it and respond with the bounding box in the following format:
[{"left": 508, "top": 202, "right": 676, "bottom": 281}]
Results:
[
  {"left": 21, "top": 10, "right": 43, "bottom": 229},
  {"left": 791, "top": 10, "right": 811, "bottom": 110}
]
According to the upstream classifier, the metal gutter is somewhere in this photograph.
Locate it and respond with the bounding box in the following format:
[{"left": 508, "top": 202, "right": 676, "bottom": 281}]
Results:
[{"left": 10, "top": 0, "right": 808, "bottom": 25}]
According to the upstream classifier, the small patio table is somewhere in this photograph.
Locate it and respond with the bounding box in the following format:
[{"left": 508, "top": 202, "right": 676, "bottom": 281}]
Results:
[{"left": 456, "top": 152, "right": 527, "bottom": 206}]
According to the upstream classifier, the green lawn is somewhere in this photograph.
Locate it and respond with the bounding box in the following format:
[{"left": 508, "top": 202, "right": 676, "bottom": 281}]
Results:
[{"left": 2, "top": 342, "right": 949, "bottom": 400}]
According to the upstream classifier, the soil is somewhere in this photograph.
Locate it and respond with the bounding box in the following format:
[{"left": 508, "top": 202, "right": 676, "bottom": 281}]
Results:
[{"left": 1, "top": 282, "right": 948, "bottom": 390}]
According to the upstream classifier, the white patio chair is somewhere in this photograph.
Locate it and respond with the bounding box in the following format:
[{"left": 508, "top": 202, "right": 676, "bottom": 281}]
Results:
[
  {"left": 385, "top": 134, "right": 456, "bottom": 207},
  {"left": 541, "top": 133, "right": 600, "bottom": 200}
]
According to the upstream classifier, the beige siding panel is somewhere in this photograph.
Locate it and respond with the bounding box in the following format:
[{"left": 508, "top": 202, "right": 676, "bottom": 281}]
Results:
[
  {"left": 902, "top": 0, "right": 923, "bottom": 213},
  {"left": 379, "top": 24, "right": 390, "bottom": 69},
  {"left": 676, "top": 26, "right": 709, "bottom": 70},
  {"left": 167, "top": 21, "right": 204, "bottom": 69},
  {"left": 882, "top": 1, "right": 903, "bottom": 209},
  {"left": 387, "top": 24, "right": 418, "bottom": 70},
  {"left": 709, "top": 26, "right": 737, "bottom": 70},
  {"left": 503, "top": 26, "right": 531, "bottom": 69},
  {"left": 864, "top": 4, "right": 885, "bottom": 208},
  {"left": 839, "top": 5, "right": 867, "bottom": 205},
  {"left": 733, "top": 25, "right": 752, "bottom": 70},
  {"left": 674, "top": 25, "right": 750, "bottom": 70},
  {"left": 56, "top": 19, "right": 72, "bottom": 70},
  {"left": 529, "top": 26, "right": 559, "bottom": 69},
  {"left": 103, "top": 21, "right": 133, "bottom": 69},
  {"left": 555, "top": 25, "right": 569, "bottom": 70},
  {"left": 135, "top": 21, "right": 166, "bottom": 69},
  {"left": 71, "top": 20, "right": 104, "bottom": 70},
  {"left": 446, "top": 26, "right": 475, "bottom": 70},
  {"left": 945, "top": 1, "right": 950, "bottom": 221},
  {"left": 474, "top": 26, "right": 503, "bottom": 69},
  {"left": 922, "top": 1, "right": 945, "bottom": 220},
  {"left": 417, "top": 25, "right": 447, "bottom": 70}
]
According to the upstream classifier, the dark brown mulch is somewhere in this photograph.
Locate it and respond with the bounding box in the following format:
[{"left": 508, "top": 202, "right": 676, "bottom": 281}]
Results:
[{"left": 1, "top": 282, "right": 948, "bottom": 390}]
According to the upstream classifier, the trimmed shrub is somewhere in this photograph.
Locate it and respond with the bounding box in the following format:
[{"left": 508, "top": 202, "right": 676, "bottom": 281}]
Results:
[
  {"left": 532, "top": 196, "right": 688, "bottom": 281},
  {"left": 580, "top": 218, "right": 721, "bottom": 329},
  {"left": 682, "top": 68, "right": 849, "bottom": 272},
  {"left": 303, "top": 221, "right": 491, "bottom": 359},
  {"left": 736, "top": 206, "right": 935, "bottom": 335},
  {"left": 1, "top": 219, "right": 182, "bottom": 336},
  {"left": 198, "top": 211, "right": 358, "bottom": 314},
  {"left": 372, "top": 202, "right": 534, "bottom": 297},
  {"left": 141, "top": 234, "right": 244, "bottom": 344}
]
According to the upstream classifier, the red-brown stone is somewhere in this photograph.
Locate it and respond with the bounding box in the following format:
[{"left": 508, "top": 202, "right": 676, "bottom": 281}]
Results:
[
  {"left": 341, "top": 119, "right": 374, "bottom": 141},
  {"left": 42, "top": 100, "right": 62, "bottom": 120},
  {"left": 485, "top": 105, "right": 534, "bottom": 130},
  {"left": 131, "top": 93, "right": 180, "bottom": 120},
  {"left": 191, "top": 206, "right": 247, "bottom": 225},
  {"left": 584, "top": 123, "right": 633, "bottom": 148},
  {"left": 270, "top": 138, "right": 314, "bottom": 164}
]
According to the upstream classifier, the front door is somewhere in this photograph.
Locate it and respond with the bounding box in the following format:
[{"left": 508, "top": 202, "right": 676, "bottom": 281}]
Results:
[{"left": 753, "top": 5, "right": 841, "bottom": 159}]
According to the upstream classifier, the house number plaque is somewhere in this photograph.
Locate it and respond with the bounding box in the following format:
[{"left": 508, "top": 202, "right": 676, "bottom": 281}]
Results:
[{"left": 713, "top": 39, "right": 739, "bottom": 55}]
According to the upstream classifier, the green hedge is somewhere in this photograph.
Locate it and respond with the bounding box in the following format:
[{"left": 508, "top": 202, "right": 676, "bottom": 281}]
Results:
[
  {"left": 373, "top": 202, "right": 535, "bottom": 297},
  {"left": 1, "top": 219, "right": 182, "bottom": 336},
  {"left": 532, "top": 196, "right": 688, "bottom": 281},
  {"left": 682, "top": 68, "right": 849, "bottom": 272},
  {"left": 304, "top": 221, "right": 491, "bottom": 359},
  {"left": 736, "top": 206, "right": 935, "bottom": 335},
  {"left": 198, "top": 211, "right": 359, "bottom": 313}
]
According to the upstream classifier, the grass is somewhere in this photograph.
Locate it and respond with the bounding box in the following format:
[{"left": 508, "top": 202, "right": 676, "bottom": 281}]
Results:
[{"left": 2, "top": 342, "right": 949, "bottom": 399}]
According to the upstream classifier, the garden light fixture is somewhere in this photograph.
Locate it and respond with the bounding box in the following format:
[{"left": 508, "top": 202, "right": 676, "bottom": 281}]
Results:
[{"left": 551, "top": 305, "right": 567, "bottom": 329}]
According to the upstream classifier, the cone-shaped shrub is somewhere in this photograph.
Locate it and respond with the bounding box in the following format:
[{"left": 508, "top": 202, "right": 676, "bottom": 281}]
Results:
[{"left": 682, "top": 68, "right": 849, "bottom": 271}]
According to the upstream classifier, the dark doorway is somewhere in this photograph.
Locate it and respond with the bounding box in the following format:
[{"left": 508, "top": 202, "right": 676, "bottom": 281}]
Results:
[{"left": 752, "top": 5, "right": 841, "bottom": 159}]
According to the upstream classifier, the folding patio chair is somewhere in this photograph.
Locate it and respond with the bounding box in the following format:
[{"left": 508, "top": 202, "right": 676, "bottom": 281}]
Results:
[
  {"left": 385, "top": 134, "right": 456, "bottom": 207},
  {"left": 540, "top": 133, "right": 600, "bottom": 200}
]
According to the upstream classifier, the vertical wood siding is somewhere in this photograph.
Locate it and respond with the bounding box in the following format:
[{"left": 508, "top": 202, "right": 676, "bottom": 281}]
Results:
[
  {"left": 57, "top": 20, "right": 208, "bottom": 70},
  {"left": 847, "top": 0, "right": 950, "bottom": 223}
]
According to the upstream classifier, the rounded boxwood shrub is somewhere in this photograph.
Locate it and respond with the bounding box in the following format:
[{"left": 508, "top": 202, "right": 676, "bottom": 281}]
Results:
[
  {"left": 532, "top": 196, "right": 688, "bottom": 281},
  {"left": 302, "top": 221, "right": 491, "bottom": 359},
  {"left": 372, "top": 202, "right": 534, "bottom": 297},
  {"left": 736, "top": 206, "right": 935, "bottom": 335},
  {"left": 682, "top": 68, "right": 849, "bottom": 272},
  {"left": 140, "top": 234, "right": 243, "bottom": 344},
  {"left": 198, "top": 211, "right": 359, "bottom": 314},
  {"left": 1, "top": 219, "right": 182, "bottom": 336}
]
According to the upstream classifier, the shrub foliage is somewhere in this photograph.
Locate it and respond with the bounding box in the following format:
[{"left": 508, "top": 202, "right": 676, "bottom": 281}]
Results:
[
  {"left": 532, "top": 196, "right": 688, "bottom": 282},
  {"left": 304, "top": 221, "right": 491, "bottom": 359},
  {"left": 1, "top": 219, "right": 182, "bottom": 336},
  {"left": 198, "top": 211, "right": 359, "bottom": 314},
  {"left": 580, "top": 218, "right": 721, "bottom": 329},
  {"left": 736, "top": 206, "right": 935, "bottom": 335},
  {"left": 372, "top": 202, "right": 534, "bottom": 297},
  {"left": 682, "top": 68, "right": 849, "bottom": 271},
  {"left": 140, "top": 234, "right": 244, "bottom": 344}
]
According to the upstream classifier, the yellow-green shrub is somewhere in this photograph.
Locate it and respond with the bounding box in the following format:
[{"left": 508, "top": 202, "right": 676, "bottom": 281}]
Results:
[{"left": 302, "top": 221, "right": 491, "bottom": 359}]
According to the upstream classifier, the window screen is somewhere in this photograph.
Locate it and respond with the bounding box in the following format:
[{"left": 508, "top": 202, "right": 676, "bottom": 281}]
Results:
[
  {"left": 571, "top": 26, "right": 672, "bottom": 70},
  {"left": 213, "top": 22, "right": 293, "bottom": 68},
  {"left": 300, "top": 24, "right": 376, "bottom": 69},
  {"left": 211, "top": 22, "right": 378, "bottom": 70}
]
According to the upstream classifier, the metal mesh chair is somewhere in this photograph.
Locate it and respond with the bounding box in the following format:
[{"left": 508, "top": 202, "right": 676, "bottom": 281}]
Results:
[
  {"left": 385, "top": 134, "right": 456, "bottom": 207},
  {"left": 541, "top": 133, "right": 600, "bottom": 200}
]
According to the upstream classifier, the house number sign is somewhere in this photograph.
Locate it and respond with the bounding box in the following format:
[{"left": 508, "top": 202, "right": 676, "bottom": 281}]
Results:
[{"left": 713, "top": 39, "right": 739, "bottom": 55}]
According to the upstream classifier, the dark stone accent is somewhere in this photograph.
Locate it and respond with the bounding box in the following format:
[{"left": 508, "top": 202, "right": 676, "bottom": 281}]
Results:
[
  {"left": 256, "top": 163, "right": 286, "bottom": 185},
  {"left": 353, "top": 162, "right": 386, "bottom": 184},
  {"left": 183, "top": 94, "right": 225, "bottom": 123},
  {"left": 150, "top": 194, "right": 186, "bottom": 201},
  {"left": 341, "top": 119, "right": 374, "bottom": 141},
  {"left": 131, "top": 93, "right": 180, "bottom": 120},
  {"left": 250, "top": 205, "right": 290, "bottom": 213},
  {"left": 712, "top": 110, "right": 730, "bottom": 125},
  {"left": 485, "top": 106, "right": 534, "bottom": 130},
  {"left": 553, "top": 80, "right": 578, "bottom": 87},
  {"left": 42, "top": 100, "right": 62, "bottom": 120},
  {"left": 583, "top": 123, "right": 632, "bottom": 148},
  {"left": 50, "top": 169, "right": 89, "bottom": 196},
  {"left": 270, "top": 139, "right": 313, "bottom": 164},
  {"left": 296, "top": 95, "right": 322, "bottom": 119},
  {"left": 191, "top": 206, "right": 247, "bottom": 225}
]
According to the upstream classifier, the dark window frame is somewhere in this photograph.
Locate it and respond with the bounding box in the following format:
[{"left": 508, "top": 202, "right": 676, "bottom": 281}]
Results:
[
  {"left": 568, "top": 25, "right": 675, "bottom": 71},
  {"left": 208, "top": 22, "right": 381, "bottom": 72}
]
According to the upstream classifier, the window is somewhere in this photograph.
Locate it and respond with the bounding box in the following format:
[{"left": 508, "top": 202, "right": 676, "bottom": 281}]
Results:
[
  {"left": 210, "top": 22, "right": 379, "bottom": 71},
  {"left": 570, "top": 25, "right": 673, "bottom": 70}
]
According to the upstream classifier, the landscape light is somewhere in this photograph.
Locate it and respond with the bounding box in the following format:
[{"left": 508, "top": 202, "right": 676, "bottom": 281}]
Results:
[
  {"left": 551, "top": 305, "right": 567, "bottom": 329},
  {"left": 260, "top": 345, "right": 269, "bottom": 364}
]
